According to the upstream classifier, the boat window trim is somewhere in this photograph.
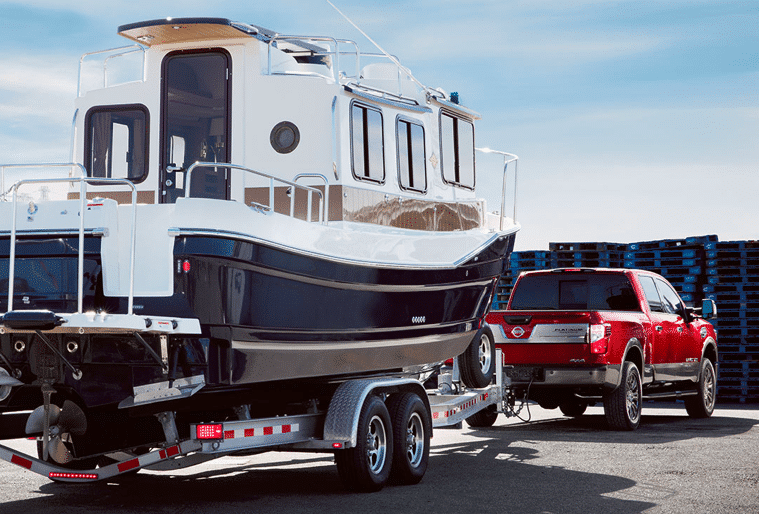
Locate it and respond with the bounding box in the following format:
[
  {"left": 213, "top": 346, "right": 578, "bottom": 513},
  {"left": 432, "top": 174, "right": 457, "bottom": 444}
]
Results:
[
  {"left": 439, "top": 109, "right": 475, "bottom": 191},
  {"left": 83, "top": 104, "right": 150, "bottom": 184},
  {"left": 349, "top": 100, "right": 386, "bottom": 185},
  {"left": 395, "top": 115, "right": 427, "bottom": 194}
]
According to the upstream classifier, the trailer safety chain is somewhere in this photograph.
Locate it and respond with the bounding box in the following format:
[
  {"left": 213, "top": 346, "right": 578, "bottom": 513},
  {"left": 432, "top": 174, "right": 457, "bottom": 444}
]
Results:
[{"left": 34, "top": 331, "right": 82, "bottom": 381}]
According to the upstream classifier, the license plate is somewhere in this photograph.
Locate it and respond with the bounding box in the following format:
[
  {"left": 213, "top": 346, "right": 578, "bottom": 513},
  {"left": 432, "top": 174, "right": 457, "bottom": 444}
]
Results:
[{"left": 505, "top": 367, "right": 543, "bottom": 382}]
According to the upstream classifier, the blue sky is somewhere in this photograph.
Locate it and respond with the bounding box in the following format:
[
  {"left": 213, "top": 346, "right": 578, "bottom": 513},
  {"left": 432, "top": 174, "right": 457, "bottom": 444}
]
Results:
[{"left": 0, "top": 1, "right": 756, "bottom": 250}]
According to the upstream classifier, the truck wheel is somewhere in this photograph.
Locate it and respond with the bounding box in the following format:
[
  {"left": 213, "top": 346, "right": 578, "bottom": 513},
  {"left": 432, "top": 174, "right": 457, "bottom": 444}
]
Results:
[
  {"left": 335, "top": 395, "right": 393, "bottom": 492},
  {"left": 684, "top": 359, "right": 716, "bottom": 418},
  {"left": 460, "top": 325, "right": 496, "bottom": 389},
  {"left": 465, "top": 404, "right": 499, "bottom": 428},
  {"left": 603, "top": 361, "right": 642, "bottom": 430},
  {"left": 387, "top": 392, "right": 430, "bottom": 485},
  {"left": 559, "top": 401, "right": 587, "bottom": 418}
]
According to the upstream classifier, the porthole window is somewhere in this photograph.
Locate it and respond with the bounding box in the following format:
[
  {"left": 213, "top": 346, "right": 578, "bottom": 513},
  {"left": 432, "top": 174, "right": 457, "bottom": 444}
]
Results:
[{"left": 270, "top": 121, "right": 300, "bottom": 154}]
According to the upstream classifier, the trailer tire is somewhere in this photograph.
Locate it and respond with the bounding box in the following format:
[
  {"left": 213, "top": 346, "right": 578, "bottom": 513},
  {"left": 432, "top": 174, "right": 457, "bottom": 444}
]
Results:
[
  {"left": 387, "top": 392, "right": 430, "bottom": 485},
  {"left": 684, "top": 358, "right": 716, "bottom": 419},
  {"left": 465, "top": 404, "right": 499, "bottom": 428},
  {"left": 335, "top": 395, "right": 393, "bottom": 492},
  {"left": 604, "top": 361, "right": 642, "bottom": 430},
  {"left": 460, "top": 325, "right": 496, "bottom": 389}
]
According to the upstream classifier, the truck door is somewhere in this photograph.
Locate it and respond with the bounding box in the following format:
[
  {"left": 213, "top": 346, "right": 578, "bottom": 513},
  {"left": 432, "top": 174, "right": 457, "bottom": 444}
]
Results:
[
  {"left": 638, "top": 275, "right": 676, "bottom": 377},
  {"left": 654, "top": 277, "right": 699, "bottom": 378},
  {"left": 160, "top": 50, "right": 231, "bottom": 203}
]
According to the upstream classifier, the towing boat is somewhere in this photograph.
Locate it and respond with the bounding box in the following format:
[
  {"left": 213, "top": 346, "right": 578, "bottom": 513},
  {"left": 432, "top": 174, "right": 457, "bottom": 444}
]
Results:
[{"left": 0, "top": 17, "right": 519, "bottom": 486}]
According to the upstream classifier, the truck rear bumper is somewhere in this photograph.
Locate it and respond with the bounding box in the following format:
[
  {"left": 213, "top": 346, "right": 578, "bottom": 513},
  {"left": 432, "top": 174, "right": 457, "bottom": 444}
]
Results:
[{"left": 506, "top": 365, "right": 621, "bottom": 389}]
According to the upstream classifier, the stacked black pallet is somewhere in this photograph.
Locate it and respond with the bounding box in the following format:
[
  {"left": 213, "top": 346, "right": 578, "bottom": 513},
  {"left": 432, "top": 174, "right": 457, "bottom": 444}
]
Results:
[
  {"left": 623, "top": 235, "right": 717, "bottom": 307},
  {"left": 493, "top": 250, "right": 551, "bottom": 309},
  {"left": 703, "top": 240, "right": 759, "bottom": 403},
  {"left": 548, "top": 241, "right": 625, "bottom": 268}
]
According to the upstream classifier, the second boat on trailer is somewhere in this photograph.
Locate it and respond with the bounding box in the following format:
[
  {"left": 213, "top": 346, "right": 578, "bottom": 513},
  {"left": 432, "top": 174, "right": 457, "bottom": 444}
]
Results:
[{"left": 0, "top": 17, "right": 519, "bottom": 489}]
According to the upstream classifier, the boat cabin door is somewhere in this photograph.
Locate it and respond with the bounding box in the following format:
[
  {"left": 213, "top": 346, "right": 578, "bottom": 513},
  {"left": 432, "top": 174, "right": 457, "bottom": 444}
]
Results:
[{"left": 160, "top": 50, "right": 231, "bottom": 203}]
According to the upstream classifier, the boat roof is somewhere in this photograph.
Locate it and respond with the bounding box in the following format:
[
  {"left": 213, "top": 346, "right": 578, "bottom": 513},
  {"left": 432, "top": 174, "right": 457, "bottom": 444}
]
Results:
[{"left": 119, "top": 17, "right": 288, "bottom": 46}]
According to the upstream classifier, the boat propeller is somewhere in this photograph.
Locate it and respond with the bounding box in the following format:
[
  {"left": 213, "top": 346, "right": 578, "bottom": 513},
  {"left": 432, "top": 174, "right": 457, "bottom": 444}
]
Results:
[{"left": 25, "top": 396, "right": 87, "bottom": 464}]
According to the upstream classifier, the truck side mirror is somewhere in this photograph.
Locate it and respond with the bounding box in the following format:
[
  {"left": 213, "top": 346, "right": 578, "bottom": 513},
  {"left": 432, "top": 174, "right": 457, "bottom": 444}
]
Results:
[{"left": 701, "top": 299, "right": 717, "bottom": 319}]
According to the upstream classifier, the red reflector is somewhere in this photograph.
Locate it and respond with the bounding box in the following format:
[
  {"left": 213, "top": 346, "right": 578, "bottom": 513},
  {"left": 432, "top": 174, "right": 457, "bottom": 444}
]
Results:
[
  {"left": 282, "top": 425, "right": 291, "bottom": 434},
  {"left": 11, "top": 454, "right": 32, "bottom": 469},
  {"left": 224, "top": 430, "right": 235, "bottom": 439},
  {"left": 264, "top": 427, "right": 273, "bottom": 435},
  {"left": 332, "top": 443, "right": 343, "bottom": 449},
  {"left": 117, "top": 458, "right": 140, "bottom": 473},
  {"left": 196, "top": 424, "right": 224, "bottom": 440},
  {"left": 166, "top": 445, "right": 180, "bottom": 458},
  {"left": 49, "top": 472, "right": 98, "bottom": 480},
  {"left": 244, "top": 428, "right": 255, "bottom": 437},
  {"left": 182, "top": 260, "right": 191, "bottom": 273}
]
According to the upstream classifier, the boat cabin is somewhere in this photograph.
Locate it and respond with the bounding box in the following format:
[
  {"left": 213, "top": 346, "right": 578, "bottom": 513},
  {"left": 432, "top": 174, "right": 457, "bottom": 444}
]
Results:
[{"left": 72, "top": 17, "right": 487, "bottom": 231}]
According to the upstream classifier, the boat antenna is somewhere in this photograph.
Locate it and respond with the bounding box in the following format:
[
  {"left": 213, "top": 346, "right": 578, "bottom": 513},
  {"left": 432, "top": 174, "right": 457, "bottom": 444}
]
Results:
[{"left": 325, "top": 0, "right": 435, "bottom": 97}]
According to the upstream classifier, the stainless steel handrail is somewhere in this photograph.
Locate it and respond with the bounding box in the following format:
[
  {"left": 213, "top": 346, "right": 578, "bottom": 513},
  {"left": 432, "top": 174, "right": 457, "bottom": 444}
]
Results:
[
  {"left": 184, "top": 162, "right": 326, "bottom": 224},
  {"left": 294, "top": 173, "right": 330, "bottom": 223},
  {"left": 77, "top": 45, "right": 146, "bottom": 97},
  {"left": 6, "top": 169, "right": 137, "bottom": 316},
  {"left": 475, "top": 148, "right": 519, "bottom": 231},
  {"left": 266, "top": 36, "right": 360, "bottom": 82}
]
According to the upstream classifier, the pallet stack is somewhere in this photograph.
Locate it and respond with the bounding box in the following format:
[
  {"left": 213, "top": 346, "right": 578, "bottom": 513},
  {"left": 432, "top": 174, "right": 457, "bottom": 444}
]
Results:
[
  {"left": 702, "top": 240, "right": 759, "bottom": 403},
  {"left": 494, "top": 234, "right": 759, "bottom": 403},
  {"left": 623, "top": 235, "right": 716, "bottom": 307}
]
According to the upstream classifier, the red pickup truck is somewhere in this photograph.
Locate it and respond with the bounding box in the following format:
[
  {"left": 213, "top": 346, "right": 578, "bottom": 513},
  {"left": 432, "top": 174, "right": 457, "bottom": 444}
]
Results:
[{"left": 486, "top": 268, "right": 718, "bottom": 430}]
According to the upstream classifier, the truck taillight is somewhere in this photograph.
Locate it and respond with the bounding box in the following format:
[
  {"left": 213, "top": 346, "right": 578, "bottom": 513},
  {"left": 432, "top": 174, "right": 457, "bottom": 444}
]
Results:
[{"left": 589, "top": 324, "right": 611, "bottom": 354}]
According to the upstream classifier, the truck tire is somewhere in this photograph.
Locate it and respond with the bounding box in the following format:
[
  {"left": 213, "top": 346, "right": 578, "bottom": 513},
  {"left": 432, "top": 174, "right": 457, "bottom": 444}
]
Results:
[
  {"left": 465, "top": 404, "right": 499, "bottom": 428},
  {"left": 603, "top": 361, "right": 642, "bottom": 430},
  {"left": 387, "top": 392, "right": 430, "bottom": 485},
  {"left": 684, "top": 359, "right": 716, "bottom": 419},
  {"left": 460, "top": 325, "right": 496, "bottom": 389},
  {"left": 335, "top": 395, "right": 393, "bottom": 492},
  {"left": 559, "top": 401, "right": 587, "bottom": 418}
]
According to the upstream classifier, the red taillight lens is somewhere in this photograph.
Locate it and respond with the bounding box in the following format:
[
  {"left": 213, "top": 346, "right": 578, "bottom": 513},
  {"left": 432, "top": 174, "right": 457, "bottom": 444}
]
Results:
[
  {"left": 196, "top": 424, "right": 224, "bottom": 440},
  {"left": 182, "top": 260, "right": 191, "bottom": 273},
  {"left": 589, "top": 324, "right": 611, "bottom": 354}
]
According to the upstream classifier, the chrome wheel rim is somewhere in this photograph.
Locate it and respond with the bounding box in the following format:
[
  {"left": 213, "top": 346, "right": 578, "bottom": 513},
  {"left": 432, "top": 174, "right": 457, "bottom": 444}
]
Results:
[
  {"left": 366, "top": 415, "right": 387, "bottom": 475},
  {"left": 626, "top": 369, "right": 641, "bottom": 423},
  {"left": 703, "top": 361, "right": 716, "bottom": 411},
  {"left": 405, "top": 412, "right": 424, "bottom": 468},
  {"left": 478, "top": 334, "right": 492, "bottom": 374}
]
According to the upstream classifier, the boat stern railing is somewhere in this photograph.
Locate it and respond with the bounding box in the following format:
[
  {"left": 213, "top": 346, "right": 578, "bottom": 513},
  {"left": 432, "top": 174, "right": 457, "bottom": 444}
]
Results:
[
  {"left": 2, "top": 165, "right": 138, "bottom": 316},
  {"left": 184, "top": 162, "right": 327, "bottom": 224}
]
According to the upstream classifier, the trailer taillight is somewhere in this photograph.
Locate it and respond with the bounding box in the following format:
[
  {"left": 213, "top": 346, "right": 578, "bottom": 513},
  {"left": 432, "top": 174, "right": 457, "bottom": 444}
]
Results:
[
  {"left": 49, "top": 472, "right": 98, "bottom": 480},
  {"left": 589, "top": 324, "right": 611, "bottom": 354},
  {"left": 196, "top": 424, "right": 224, "bottom": 440}
]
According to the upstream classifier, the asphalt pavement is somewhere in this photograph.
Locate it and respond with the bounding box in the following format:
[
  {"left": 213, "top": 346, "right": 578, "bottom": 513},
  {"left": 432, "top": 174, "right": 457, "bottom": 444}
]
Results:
[{"left": 1, "top": 401, "right": 757, "bottom": 514}]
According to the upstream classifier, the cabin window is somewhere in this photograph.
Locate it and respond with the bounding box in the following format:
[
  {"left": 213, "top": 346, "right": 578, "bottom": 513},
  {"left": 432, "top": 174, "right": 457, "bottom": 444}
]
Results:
[
  {"left": 351, "top": 102, "right": 385, "bottom": 183},
  {"left": 397, "top": 118, "right": 427, "bottom": 193},
  {"left": 440, "top": 111, "right": 475, "bottom": 189},
  {"left": 85, "top": 105, "right": 148, "bottom": 182}
]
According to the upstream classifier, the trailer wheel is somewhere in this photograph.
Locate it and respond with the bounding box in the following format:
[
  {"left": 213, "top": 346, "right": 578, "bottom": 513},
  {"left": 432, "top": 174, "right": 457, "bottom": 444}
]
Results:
[
  {"left": 604, "top": 361, "right": 642, "bottom": 430},
  {"left": 460, "top": 325, "right": 496, "bottom": 389},
  {"left": 335, "top": 395, "right": 393, "bottom": 492},
  {"left": 387, "top": 392, "right": 430, "bottom": 485},
  {"left": 684, "top": 359, "right": 716, "bottom": 419},
  {"left": 465, "top": 404, "right": 499, "bottom": 428}
]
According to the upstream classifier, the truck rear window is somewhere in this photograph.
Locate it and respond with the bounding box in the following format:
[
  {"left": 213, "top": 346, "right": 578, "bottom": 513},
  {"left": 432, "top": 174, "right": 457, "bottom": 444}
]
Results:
[{"left": 509, "top": 273, "right": 641, "bottom": 311}]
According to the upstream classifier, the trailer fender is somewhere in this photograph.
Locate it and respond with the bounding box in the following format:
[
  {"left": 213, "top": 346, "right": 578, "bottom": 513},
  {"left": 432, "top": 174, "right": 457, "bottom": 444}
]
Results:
[{"left": 323, "top": 378, "right": 428, "bottom": 448}]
